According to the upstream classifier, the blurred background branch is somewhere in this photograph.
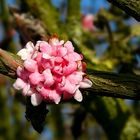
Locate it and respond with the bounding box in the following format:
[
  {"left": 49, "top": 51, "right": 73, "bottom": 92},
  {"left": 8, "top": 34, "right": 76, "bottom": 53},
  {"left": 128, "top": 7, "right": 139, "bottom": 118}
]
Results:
[{"left": 107, "top": 0, "right": 140, "bottom": 21}]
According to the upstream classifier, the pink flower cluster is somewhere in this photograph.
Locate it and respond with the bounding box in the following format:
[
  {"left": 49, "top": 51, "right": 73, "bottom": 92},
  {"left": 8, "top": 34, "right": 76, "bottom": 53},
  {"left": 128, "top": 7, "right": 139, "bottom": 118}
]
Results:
[{"left": 13, "top": 37, "right": 92, "bottom": 106}]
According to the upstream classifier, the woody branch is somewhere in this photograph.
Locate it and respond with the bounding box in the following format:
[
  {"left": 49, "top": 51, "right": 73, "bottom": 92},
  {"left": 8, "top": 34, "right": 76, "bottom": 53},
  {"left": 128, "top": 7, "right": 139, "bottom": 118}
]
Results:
[{"left": 1, "top": 48, "right": 140, "bottom": 100}]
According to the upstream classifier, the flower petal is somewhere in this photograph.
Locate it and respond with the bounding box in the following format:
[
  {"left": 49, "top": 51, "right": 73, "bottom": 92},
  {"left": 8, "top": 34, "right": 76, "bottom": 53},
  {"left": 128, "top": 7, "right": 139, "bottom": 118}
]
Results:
[
  {"left": 26, "top": 41, "right": 34, "bottom": 53},
  {"left": 48, "top": 90, "right": 61, "bottom": 104},
  {"left": 49, "top": 37, "right": 60, "bottom": 46},
  {"left": 57, "top": 47, "right": 67, "bottom": 57},
  {"left": 40, "top": 87, "right": 49, "bottom": 98},
  {"left": 17, "top": 49, "right": 29, "bottom": 60},
  {"left": 40, "top": 41, "right": 52, "bottom": 55},
  {"left": 42, "top": 53, "right": 52, "bottom": 59},
  {"left": 54, "top": 57, "right": 63, "bottom": 63},
  {"left": 74, "top": 89, "right": 83, "bottom": 102},
  {"left": 64, "top": 52, "right": 82, "bottom": 62},
  {"left": 67, "top": 71, "right": 83, "bottom": 84},
  {"left": 16, "top": 66, "right": 23, "bottom": 77},
  {"left": 29, "top": 72, "right": 44, "bottom": 85},
  {"left": 13, "top": 78, "right": 26, "bottom": 90},
  {"left": 63, "top": 62, "right": 77, "bottom": 75},
  {"left": 43, "top": 69, "right": 54, "bottom": 87},
  {"left": 31, "top": 93, "right": 43, "bottom": 106},
  {"left": 80, "top": 78, "right": 92, "bottom": 88},
  {"left": 59, "top": 79, "right": 78, "bottom": 94},
  {"left": 22, "top": 84, "right": 33, "bottom": 96},
  {"left": 24, "top": 59, "right": 37, "bottom": 72},
  {"left": 64, "top": 41, "right": 74, "bottom": 53}
]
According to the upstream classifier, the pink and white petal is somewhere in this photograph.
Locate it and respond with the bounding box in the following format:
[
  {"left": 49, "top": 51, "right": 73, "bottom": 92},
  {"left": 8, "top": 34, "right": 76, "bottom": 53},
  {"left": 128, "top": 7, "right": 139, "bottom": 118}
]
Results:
[
  {"left": 35, "top": 41, "right": 42, "bottom": 50},
  {"left": 74, "top": 89, "right": 83, "bottom": 102},
  {"left": 26, "top": 88, "right": 34, "bottom": 96},
  {"left": 80, "top": 78, "right": 92, "bottom": 88},
  {"left": 17, "top": 49, "right": 29, "bottom": 60},
  {"left": 57, "top": 76, "right": 65, "bottom": 87},
  {"left": 29, "top": 72, "right": 44, "bottom": 85},
  {"left": 31, "top": 93, "right": 43, "bottom": 106},
  {"left": 26, "top": 41, "right": 34, "bottom": 53},
  {"left": 32, "top": 51, "right": 38, "bottom": 59},
  {"left": 53, "top": 65, "right": 63, "bottom": 75},
  {"left": 63, "top": 62, "right": 77, "bottom": 75},
  {"left": 24, "top": 59, "right": 37, "bottom": 72},
  {"left": 36, "top": 83, "right": 43, "bottom": 92},
  {"left": 67, "top": 71, "right": 83, "bottom": 84},
  {"left": 63, "top": 55, "right": 68, "bottom": 61},
  {"left": 43, "top": 69, "right": 54, "bottom": 87},
  {"left": 13, "top": 78, "right": 26, "bottom": 90},
  {"left": 22, "top": 83, "right": 31, "bottom": 96},
  {"left": 16, "top": 66, "right": 23, "bottom": 76},
  {"left": 51, "top": 46, "right": 58, "bottom": 56},
  {"left": 20, "top": 69, "right": 31, "bottom": 81},
  {"left": 57, "top": 47, "right": 67, "bottom": 57},
  {"left": 40, "top": 87, "right": 50, "bottom": 99},
  {"left": 42, "top": 53, "right": 52, "bottom": 59},
  {"left": 54, "top": 57, "right": 63, "bottom": 63},
  {"left": 35, "top": 52, "right": 42, "bottom": 63},
  {"left": 60, "top": 79, "right": 78, "bottom": 94},
  {"left": 67, "top": 52, "right": 82, "bottom": 62},
  {"left": 40, "top": 41, "right": 52, "bottom": 55},
  {"left": 59, "top": 40, "right": 64, "bottom": 45},
  {"left": 48, "top": 90, "right": 61, "bottom": 104},
  {"left": 41, "top": 58, "right": 54, "bottom": 69},
  {"left": 49, "top": 37, "right": 59, "bottom": 46},
  {"left": 64, "top": 41, "right": 74, "bottom": 53}
]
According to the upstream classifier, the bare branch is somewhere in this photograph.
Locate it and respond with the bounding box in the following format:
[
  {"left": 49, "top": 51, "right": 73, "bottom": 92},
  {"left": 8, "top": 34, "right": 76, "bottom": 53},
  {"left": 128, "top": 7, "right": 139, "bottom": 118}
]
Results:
[
  {"left": 84, "top": 70, "right": 140, "bottom": 100},
  {"left": 0, "top": 49, "right": 23, "bottom": 78},
  {"left": 1, "top": 49, "right": 140, "bottom": 100}
]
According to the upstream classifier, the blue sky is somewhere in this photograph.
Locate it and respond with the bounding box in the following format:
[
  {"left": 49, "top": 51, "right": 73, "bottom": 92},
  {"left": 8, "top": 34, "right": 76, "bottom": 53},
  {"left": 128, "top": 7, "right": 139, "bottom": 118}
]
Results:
[
  {"left": 6, "top": 0, "right": 109, "bottom": 14},
  {"left": 51, "top": 0, "right": 109, "bottom": 14},
  {"left": 80, "top": 0, "right": 109, "bottom": 14}
]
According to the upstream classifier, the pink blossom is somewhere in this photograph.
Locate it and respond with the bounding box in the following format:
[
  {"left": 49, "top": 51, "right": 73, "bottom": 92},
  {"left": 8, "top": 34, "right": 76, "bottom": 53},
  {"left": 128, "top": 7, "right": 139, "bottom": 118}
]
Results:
[
  {"left": 13, "top": 37, "right": 92, "bottom": 106},
  {"left": 82, "top": 14, "right": 94, "bottom": 32}
]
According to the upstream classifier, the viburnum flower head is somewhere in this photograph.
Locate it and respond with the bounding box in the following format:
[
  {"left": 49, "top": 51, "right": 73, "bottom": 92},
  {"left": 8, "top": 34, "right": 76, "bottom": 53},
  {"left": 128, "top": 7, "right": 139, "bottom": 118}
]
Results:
[{"left": 13, "top": 37, "right": 92, "bottom": 106}]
